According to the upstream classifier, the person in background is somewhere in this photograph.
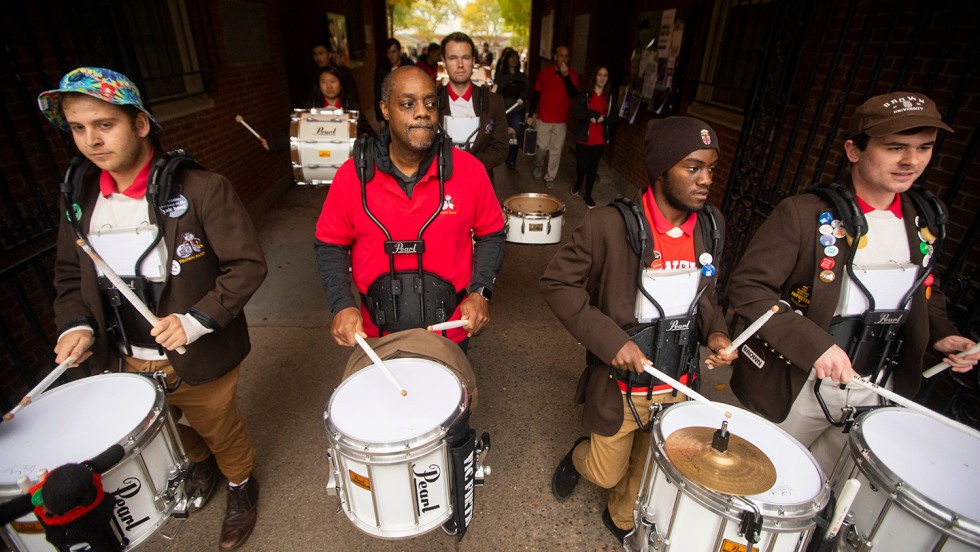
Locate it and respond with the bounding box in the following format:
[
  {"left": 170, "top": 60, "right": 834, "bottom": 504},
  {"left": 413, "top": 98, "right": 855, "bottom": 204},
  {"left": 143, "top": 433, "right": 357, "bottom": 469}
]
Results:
[
  {"left": 479, "top": 42, "right": 494, "bottom": 67},
  {"left": 373, "top": 38, "right": 415, "bottom": 125},
  {"left": 494, "top": 47, "right": 530, "bottom": 170},
  {"left": 416, "top": 42, "right": 442, "bottom": 82},
  {"left": 571, "top": 65, "right": 618, "bottom": 207},
  {"left": 526, "top": 45, "right": 578, "bottom": 189},
  {"left": 311, "top": 38, "right": 359, "bottom": 109}
]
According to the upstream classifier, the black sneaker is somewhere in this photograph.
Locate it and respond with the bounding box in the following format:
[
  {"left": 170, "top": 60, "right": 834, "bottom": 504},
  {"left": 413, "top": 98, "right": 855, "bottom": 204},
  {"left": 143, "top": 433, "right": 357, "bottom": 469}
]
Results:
[
  {"left": 585, "top": 198, "right": 596, "bottom": 208},
  {"left": 570, "top": 184, "right": 581, "bottom": 196},
  {"left": 551, "top": 436, "right": 588, "bottom": 501},
  {"left": 602, "top": 507, "right": 630, "bottom": 544}
]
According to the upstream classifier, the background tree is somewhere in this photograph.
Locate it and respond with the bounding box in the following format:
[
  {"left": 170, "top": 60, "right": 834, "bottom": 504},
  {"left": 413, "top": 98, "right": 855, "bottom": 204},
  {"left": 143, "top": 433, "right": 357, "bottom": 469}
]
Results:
[
  {"left": 388, "top": 0, "right": 454, "bottom": 42},
  {"left": 460, "top": 1, "right": 503, "bottom": 46},
  {"left": 498, "top": 0, "right": 530, "bottom": 51}
]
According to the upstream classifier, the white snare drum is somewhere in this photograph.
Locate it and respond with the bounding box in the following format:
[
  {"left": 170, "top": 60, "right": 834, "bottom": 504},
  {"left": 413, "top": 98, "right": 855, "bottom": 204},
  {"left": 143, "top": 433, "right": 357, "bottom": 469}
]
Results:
[
  {"left": 632, "top": 402, "right": 828, "bottom": 552},
  {"left": 0, "top": 373, "right": 188, "bottom": 551},
  {"left": 290, "top": 108, "right": 358, "bottom": 186},
  {"left": 502, "top": 194, "right": 564, "bottom": 244},
  {"left": 323, "top": 359, "right": 469, "bottom": 539},
  {"left": 831, "top": 408, "right": 980, "bottom": 551}
]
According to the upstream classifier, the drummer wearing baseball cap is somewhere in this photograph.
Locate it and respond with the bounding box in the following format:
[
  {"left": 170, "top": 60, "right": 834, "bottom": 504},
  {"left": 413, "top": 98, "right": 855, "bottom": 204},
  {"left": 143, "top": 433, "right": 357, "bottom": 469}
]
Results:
[{"left": 727, "top": 91, "right": 976, "bottom": 476}]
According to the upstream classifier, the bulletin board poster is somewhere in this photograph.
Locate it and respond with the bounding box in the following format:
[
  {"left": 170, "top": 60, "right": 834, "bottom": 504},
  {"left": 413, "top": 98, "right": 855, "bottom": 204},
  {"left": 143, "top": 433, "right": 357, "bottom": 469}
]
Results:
[
  {"left": 539, "top": 11, "right": 554, "bottom": 59},
  {"left": 326, "top": 12, "right": 349, "bottom": 66}
]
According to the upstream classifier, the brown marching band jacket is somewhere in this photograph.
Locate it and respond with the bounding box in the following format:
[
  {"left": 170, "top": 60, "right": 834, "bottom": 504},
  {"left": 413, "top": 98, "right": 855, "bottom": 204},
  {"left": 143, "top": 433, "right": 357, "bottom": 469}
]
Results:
[
  {"left": 728, "top": 176, "right": 958, "bottom": 422},
  {"left": 54, "top": 155, "right": 267, "bottom": 385},
  {"left": 437, "top": 83, "right": 509, "bottom": 182},
  {"left": 540, "top": 203, "right": 729, "bottom": 436}
]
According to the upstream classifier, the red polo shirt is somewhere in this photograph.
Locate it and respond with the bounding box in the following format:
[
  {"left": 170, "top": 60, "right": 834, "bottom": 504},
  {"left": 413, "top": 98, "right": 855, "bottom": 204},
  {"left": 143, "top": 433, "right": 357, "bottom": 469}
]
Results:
[
  {"left": 534, "top": 67, "right": 579, "bottom": 123},
  {"left": 315, "top": 148, "right": 504, "bottom": 342}
]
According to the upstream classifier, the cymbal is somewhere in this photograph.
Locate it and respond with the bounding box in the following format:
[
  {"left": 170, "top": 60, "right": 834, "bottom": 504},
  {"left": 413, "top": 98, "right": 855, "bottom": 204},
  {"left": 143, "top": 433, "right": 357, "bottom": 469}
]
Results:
[{"left": 664, "top": 426, "right": 776, "bottom": 496}]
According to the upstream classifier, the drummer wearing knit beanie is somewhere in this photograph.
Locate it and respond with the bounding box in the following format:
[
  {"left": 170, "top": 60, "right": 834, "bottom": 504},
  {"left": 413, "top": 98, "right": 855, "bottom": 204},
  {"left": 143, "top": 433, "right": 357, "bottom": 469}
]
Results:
[{"left": 541, "top": 114, "right": 736, "bottom": 545}]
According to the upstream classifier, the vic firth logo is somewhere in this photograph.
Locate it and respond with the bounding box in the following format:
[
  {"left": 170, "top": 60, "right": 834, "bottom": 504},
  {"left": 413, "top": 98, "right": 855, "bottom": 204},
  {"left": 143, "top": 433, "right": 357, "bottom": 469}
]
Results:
[
  {"left": 413, "top": 464, "right": 443, "bottom": 513},
  {"left": 314, "top": 126, "right": 337, "bottom": 136},
  {"left": 114, "top": 477, "right": 151, "bottom": 531},
  {"left": 393, "top": 242, "right": 418, "bottom": 254},
  {"left": 666, "top": 319, "right": 691, "bottom": 332}
]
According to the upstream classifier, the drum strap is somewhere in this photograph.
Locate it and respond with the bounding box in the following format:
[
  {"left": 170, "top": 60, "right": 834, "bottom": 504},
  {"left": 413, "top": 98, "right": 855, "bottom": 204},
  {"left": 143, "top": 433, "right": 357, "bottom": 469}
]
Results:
[{"left": 445, "top": 411, "right": 476, "bottom": 541}]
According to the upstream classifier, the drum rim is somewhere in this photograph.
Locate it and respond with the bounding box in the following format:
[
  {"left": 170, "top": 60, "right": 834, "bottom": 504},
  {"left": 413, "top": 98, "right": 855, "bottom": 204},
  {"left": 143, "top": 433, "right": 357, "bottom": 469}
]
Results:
[
  {"left": 323, "top": 359, "right": 469, "bottom": 452},
  {"left": 502, "top": 193, "right": 566, "bottom": 217},
  {"left": 650, "top": 402, "right": 830, "bottom": 528},
  {"left": 0, "top": 373, "right": 167, "bottom": 497},
  {"left": 846, "top": 408, "right": 980, "bottom": 544}
]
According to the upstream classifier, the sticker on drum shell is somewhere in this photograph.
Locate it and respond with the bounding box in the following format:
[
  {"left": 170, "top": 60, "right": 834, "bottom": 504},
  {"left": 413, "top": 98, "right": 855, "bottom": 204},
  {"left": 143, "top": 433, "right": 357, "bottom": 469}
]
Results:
[
  {"left": 349, "top": 469, "right": 371, "bottom": 491},
  {"left": 720, "top": 539, "right": 759, "bottom": 552}
]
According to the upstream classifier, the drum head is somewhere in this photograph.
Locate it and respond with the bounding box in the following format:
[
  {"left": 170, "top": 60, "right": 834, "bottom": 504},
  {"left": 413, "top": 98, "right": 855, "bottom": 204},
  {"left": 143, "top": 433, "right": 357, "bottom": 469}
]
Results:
[
  {"left": 659, "top": 402, "right": 824, "bottom": 505},
  {"left": 854, "top": 408, "right": 980, "bottom": 522},
  {"left": 329, "top": 359, "right": 462, "bottom": 443},
  {"left": 503, "top": 193, "right": 565, "bottom": 217},
  {"left": 0, "top": 374, "right": 159, "bottom": 491}
]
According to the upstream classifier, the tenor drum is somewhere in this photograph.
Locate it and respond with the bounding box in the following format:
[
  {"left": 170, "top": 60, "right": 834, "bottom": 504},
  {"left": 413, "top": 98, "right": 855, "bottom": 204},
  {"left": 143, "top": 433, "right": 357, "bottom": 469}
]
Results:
[
  {"left": 0, "top": 374, "right": 188, "bottom": 551},
  {"left": 632, "top": 402, "right": 828, "bottom": 552},
  {"left": 831, "top": 408, "right": 980, "bottom": 551},
  {"left": 323, "top": 359, "right": 470, "bottom": 539},
  {"left": 290, "top": 108, "right": 358, "bottom": 186},
  {"left": 502, "top": 194, "right": 564, "bottom": 244}
]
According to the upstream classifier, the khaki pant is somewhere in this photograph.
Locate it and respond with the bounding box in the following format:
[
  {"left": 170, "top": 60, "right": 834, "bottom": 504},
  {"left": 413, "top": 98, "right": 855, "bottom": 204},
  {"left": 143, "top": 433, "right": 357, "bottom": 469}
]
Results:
[
  {"left": 534, "top": 121, "right": 567, "bottom": 182},
  {"left": 122, "top": 357, "right": 256, "bottom": 484},
  {"left": 778, "top": 369, "right": 882, "bottom": 476},
  {"left": 573, "top": 392, "right": 685, "bottom": 530}
]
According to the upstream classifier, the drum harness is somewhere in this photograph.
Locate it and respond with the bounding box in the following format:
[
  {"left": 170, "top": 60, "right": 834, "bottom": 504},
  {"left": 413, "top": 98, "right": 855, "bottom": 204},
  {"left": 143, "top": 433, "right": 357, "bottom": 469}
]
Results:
[
  {"left": 438, "top": 84, "right": 490, "bottom": 152},
  {"left": 608, "top": 197, "right": 721, "bottom": 431},
  {"left": 354, "top": 133, "right": 464, "bottom": 333},
  {"left": 806, "top": 183, "right": 946, "bottom": 428},
  {"left": 62, "top": 150, "right": 204, "bottom": 392}
]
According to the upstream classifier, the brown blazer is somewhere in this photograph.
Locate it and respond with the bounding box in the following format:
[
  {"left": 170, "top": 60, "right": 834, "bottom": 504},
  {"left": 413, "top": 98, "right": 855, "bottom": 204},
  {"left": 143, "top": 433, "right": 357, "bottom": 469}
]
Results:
[
  {"left": 728, "top": 179, "right": 958, "bottom": 422},
  {"left": 540, "top": 203, "right": 729, "bottom": 435},
  {"left": 54, "top": 156, "right": 267, "bottom": 384},
  {"left": 438, "top": 84, "right": 509, "bottom": 181}
]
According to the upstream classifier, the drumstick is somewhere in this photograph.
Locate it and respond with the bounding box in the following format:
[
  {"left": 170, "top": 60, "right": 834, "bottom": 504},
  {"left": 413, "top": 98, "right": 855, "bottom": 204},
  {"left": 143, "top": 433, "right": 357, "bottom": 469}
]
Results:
[
  {"left": 504, "top": 99, "right": 524, "bottom": 114},
  {"left": 922, "top": 342, "right": 980, "bottom": 378},
  {"left": 76, "top": 239, "right": 186, "bottom": 355},
  {"left": 824, "top": 479, "right": 861, "bottom": 540},
  {"left": 1, "top": 356, "right": 75, "bottom": 422},
  {"left": 721, "top": 305, "right": 779, "bottom": 355},
  {"left": 848, "top": 377, "right": 980, "bottom": 437},
  {"left": 427, "top": 319, "right": 468, "bottom": 332},
  {"left": 642, "top": 361, "right": 732, "bottom": 419},
  {"left": 234, "top": 115, "right": 265, "bottom": 142},
  {"left": 353, "top": 333, "right": 407, "bottom": 397}
]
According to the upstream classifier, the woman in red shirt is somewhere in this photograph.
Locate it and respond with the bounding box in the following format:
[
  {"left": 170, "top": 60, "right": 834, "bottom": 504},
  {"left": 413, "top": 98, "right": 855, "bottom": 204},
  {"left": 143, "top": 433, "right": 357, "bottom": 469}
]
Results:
[{"left": 571, "top": 65, "right": 618, "bottom": 207}]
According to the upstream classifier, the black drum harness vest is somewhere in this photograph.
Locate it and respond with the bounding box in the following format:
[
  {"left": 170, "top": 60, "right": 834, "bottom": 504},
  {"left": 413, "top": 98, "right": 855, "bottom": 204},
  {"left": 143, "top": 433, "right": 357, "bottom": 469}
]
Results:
[
  {"left": 61, "top": 150, "right": 204, "bottom": 360},
  {"left": 609, "top": 197, "right": 722, "bottom": 430},
  {"left": 806, "top": 183, "right": 946, "bottom": 426},
  {"left": 354, "top": 133, "right": 464, "bottom": 333}
]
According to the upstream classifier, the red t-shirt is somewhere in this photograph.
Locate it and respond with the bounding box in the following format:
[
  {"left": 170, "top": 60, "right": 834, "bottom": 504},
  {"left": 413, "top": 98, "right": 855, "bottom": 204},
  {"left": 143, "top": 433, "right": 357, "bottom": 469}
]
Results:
[
  {"left": 534, "top": 67, "right": 579, "bottom": 123},
  {"left": 315, "top": 148, "right": 504, "bottom": 342},
  {"left": 582, "top": 92, "right": 609, "bottom": 146}
]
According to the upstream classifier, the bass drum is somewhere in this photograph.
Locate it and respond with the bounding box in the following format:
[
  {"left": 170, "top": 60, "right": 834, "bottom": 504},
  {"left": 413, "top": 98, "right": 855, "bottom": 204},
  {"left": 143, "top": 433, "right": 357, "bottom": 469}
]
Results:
[
  {"left": 631, "top": 402, "right": 829, "bottom": 551},
  {"left": 831, "top": 407, "right": 980, "bottom": 551},
  {"left": 290, "top": 108, "right": 358, "bottom": 186},
  {"left": 502, "top": 193, "right": 564, "bottom": 245}
]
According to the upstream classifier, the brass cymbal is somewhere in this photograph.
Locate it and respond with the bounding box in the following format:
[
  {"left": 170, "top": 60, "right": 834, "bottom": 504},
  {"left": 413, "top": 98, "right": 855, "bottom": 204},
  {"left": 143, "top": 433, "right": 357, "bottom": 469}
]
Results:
[{"left": 664, "top": 426, "right": 777, "bottom": 496}]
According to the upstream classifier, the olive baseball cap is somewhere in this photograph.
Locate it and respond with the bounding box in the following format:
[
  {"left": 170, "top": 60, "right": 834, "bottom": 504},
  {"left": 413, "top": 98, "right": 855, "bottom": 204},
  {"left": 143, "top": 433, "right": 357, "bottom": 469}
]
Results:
[
  {"left": 847, "top": 91, "right": 952, "bottom": 139},
  {"left": 38, "top": 67, "right": 159, "bottom": 132}
]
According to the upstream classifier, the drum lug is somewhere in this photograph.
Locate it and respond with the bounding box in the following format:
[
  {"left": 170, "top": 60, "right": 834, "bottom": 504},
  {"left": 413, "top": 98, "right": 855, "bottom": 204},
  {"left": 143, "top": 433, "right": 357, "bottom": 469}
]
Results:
[
  {"left": 474, "top": 432, "right": 491, "bottom": 486},
  {"left": 325, "top": 450, "right": 339, "bottom": 496},
  {"left": 843, "top": 519, "right": 872, "bottom": 552},
  {"left": 624, "top": 513, "right": 670, "bottom": 551}
]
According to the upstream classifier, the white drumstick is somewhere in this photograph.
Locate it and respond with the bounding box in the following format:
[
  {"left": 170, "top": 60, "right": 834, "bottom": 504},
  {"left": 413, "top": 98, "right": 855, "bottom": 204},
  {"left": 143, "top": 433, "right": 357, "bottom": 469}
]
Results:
[
  {"left": 2, "top": 356, "right": 76, "bottom": 422},
  {"left": 76, "top": 239, "right": 186, "bottom": 355},
  {"left": 642, "top": 361, "right": 732, "bottom": 419},
  {"left": 721, "top": 305, "right": 779, "bottom": 355},
  {"left": 353, "top": 333, "right": 407, "bottom": 397},
  {"left": 849, "top": 377, "right": 980, "bottom": 437},
  {"left": 504, "top": 99, "right": 524, "bottom": 114},
  {"left": 234, "top": 115, "right": 264, "bottom": 141},
  {"left": 427, "top": 319, "right": 468, "bottom": 332},
  {"left": 922, "top": 342, "right": 980, "bottom": 378},
  {"left": 825, "top": 479, "right": 861, "bottom": 540}
]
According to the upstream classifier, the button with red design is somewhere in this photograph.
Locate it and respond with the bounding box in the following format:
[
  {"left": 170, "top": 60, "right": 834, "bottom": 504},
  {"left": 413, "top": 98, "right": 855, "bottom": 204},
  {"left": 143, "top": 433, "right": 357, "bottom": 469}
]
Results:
[
  {"left": 924, "top": 274, "right": 935, "bottom": 287},
  {"left": 819, "top": 257, "right": 835, "bottom": 270}
]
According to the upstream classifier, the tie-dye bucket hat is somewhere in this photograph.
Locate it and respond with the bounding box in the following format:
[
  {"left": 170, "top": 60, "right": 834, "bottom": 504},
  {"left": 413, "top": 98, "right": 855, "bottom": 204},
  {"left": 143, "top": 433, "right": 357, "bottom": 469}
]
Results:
[{"left": 37, "top": 67, "right": 160, "bottom": 132}]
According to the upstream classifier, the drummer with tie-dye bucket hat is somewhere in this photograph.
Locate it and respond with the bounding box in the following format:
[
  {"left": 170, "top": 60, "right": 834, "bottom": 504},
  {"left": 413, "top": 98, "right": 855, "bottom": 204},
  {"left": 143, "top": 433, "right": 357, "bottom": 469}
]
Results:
[{"left": 39, "top": 67, "right": 267, "bottom": 551}]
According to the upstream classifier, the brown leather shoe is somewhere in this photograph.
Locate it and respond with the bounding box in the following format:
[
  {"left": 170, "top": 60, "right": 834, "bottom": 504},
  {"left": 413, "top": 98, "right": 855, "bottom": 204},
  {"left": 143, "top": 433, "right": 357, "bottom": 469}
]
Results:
[
  {"left": 184, "top": 455, "right": 219, "bottom": 513},
  {"left": 218, "top": 476, "right": 259, "bottom": 550}
]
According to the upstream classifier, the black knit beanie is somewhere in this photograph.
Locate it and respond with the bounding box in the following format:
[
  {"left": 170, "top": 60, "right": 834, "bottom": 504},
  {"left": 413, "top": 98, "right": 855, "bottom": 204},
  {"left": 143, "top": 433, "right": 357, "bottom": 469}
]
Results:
[{"left": 645, "top": 116, "right": 720, "bottom": 181}]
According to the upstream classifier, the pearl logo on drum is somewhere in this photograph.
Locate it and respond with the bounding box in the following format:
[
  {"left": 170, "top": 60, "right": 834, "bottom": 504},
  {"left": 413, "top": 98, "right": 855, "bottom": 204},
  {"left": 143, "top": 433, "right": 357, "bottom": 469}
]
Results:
[
  {"left": 113, "top": 477, "right": 151, "bottom": 532},
  {"left": 412, "top": 464, "right": 443, "bottom": 514},
  {"left": 314, "top": 126, "right": 338, "bottom": 136}
]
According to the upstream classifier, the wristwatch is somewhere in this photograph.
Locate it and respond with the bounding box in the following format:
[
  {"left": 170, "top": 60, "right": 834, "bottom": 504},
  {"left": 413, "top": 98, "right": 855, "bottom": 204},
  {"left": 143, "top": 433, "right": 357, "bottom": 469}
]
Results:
[{"left": 470, "top": 286, "right": 493, "bottom": 303}]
